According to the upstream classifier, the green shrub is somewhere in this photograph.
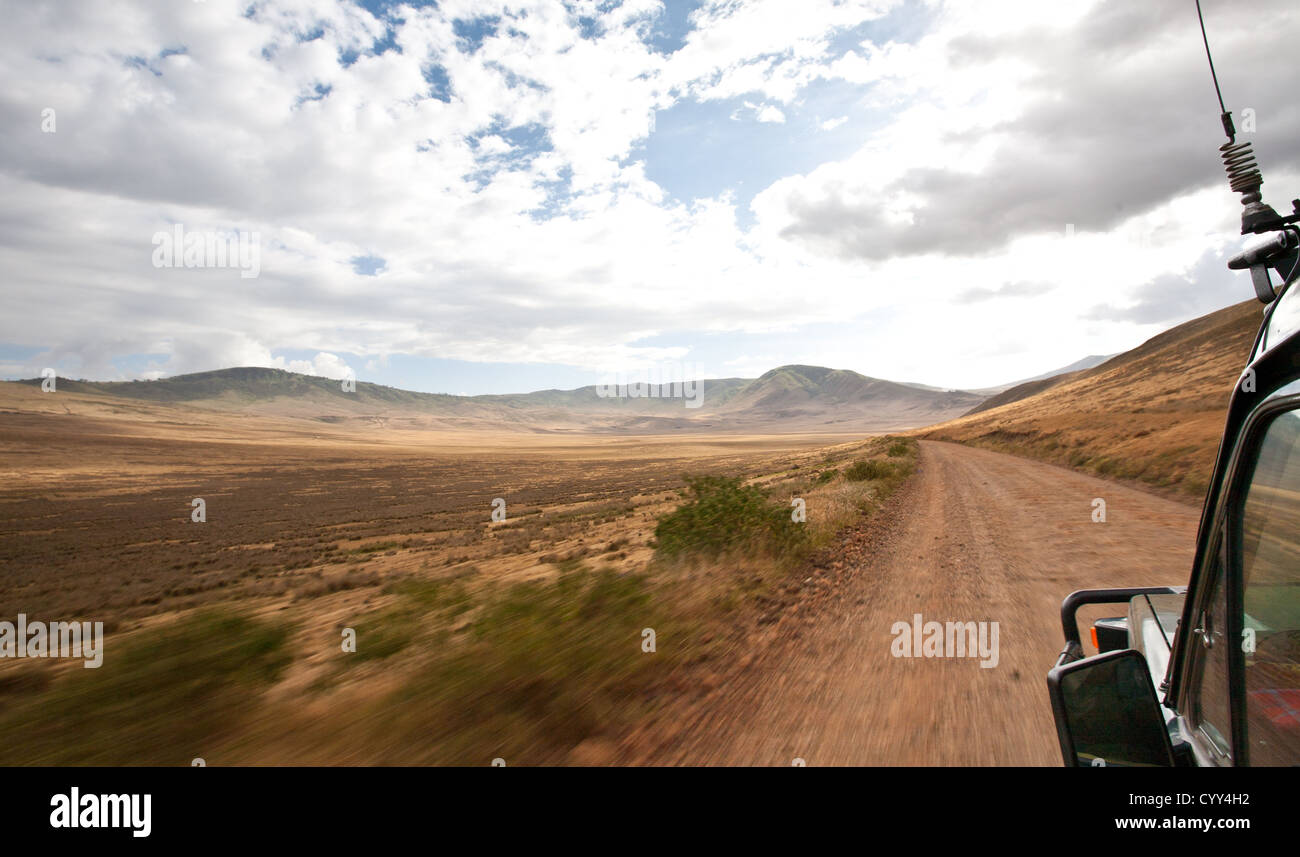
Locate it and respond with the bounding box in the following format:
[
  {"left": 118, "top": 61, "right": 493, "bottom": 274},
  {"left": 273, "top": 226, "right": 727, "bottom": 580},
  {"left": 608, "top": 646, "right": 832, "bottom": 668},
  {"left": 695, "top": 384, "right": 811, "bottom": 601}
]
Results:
[
  {"left": 886, "top": 439, "right": 913, "bottom": 457},
  {"left": 845, "top": 459, "right": 894, "bottom": 482},
  {"left": 351, "top": 608, "right": 415, "bottom": 661},
  {"left": 0, "top": 609, "right": 291, "bottom": 764},
  {"left": 652, "top": 475, "right": 807, "bottom": 560}
]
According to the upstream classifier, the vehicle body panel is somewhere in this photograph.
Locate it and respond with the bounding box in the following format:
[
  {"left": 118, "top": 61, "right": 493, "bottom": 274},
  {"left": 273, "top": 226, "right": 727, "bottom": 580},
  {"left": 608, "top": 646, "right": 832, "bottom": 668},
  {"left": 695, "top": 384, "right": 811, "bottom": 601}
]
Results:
[{"left": 1049, "top": 253, "right": 1300, "bottom": 767}]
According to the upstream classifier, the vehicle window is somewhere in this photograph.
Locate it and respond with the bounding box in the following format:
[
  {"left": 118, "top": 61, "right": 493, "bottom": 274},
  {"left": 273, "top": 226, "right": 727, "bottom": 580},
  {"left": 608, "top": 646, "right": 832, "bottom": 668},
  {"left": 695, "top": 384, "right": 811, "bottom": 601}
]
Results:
[
  {"left": 1187, "top": 532, "right": 1233, "bottom": 763},
  {"left": 1239, "top": 409, "right": 1300, "bottom": 766},
  {"left": 1263, "top": 280, "right": 1300, "bottom": 356}
]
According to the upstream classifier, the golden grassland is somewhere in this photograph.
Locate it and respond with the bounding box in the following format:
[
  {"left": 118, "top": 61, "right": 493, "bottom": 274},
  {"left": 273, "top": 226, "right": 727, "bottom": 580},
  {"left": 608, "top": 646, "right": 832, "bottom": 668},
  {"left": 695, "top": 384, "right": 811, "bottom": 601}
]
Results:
[
  {"left": 920, "top": 300, "right": 1263, "bottom": 499},
  {"left": 0, "top": 382, "right": 917, "bottom": 764}
]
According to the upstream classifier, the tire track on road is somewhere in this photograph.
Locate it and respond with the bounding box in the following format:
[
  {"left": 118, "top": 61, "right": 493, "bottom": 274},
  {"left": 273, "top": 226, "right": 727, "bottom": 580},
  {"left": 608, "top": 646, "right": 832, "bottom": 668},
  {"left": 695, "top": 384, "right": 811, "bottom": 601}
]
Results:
[{"left": 650, "top": 440, "right": 1200, "bottom": 765}]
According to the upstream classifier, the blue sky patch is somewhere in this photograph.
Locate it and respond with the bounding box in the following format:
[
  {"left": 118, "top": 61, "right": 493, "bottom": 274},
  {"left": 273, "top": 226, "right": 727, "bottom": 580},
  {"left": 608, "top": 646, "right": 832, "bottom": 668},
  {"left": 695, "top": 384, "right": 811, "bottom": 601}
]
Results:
[
  {"left": 639, "top": 79, "right": 885, "bottom": 224},
  {"left": 352, "top": 0, "right": 437, "bottom": 15},
  {"left": 646, "top": 0, "right": 705, "bottom": 55},
  {"left": 351, "top": 255, "right": 387, "bottom": 276},
  {"left": 124, "top": 48, "right": 188, "bottom": 77},
  {"left": 422, "top": 62, "right": 453, "bottom": 101},
  {"left": 453, "top": 16, "right": 501, "bottom": 54},
  {"left": 528, "top": 165, "right": 575, "bottom": 221},
  {"left": 294, "top": 82, "right": 333, "bottom": 107},
  {"left": 827, "top": 1, "right": 935, "bottom": 56}
]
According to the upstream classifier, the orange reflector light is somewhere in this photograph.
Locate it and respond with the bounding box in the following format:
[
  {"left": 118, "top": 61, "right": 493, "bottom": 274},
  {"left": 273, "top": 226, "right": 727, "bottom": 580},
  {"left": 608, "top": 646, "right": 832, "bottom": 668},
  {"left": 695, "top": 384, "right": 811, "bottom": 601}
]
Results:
[{"left": 1090, "top": 626, "right": 1099, "bottom": 650}]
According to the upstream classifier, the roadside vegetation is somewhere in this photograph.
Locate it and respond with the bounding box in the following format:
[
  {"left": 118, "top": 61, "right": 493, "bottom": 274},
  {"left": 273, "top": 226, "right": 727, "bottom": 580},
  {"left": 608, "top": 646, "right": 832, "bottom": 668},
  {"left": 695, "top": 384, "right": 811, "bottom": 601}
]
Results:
[
  {"left": 0, "top": 610, "right": 291, "bottom": 764},
  {"left": 354, "top": 567, "right": 703, "bottom": 763},
  {"left": 653, "top": 435, "right": 915, "bottom": 569},
  {"left": 0, "top": 436, "right": 918, "bottom": 765},
  {"left": 923, "top": 422, "right": 1216, "bottom": 499},
  {"left": 652, "top": 475, "right": 810, "bottom": 562},
  {"left": 920, "top": 300, "right": 1260, "bottom": 500}
]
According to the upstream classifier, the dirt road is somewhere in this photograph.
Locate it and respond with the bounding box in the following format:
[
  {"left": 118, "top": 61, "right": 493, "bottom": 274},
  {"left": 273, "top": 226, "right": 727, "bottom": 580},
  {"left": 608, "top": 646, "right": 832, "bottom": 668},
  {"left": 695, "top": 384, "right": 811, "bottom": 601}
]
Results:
[{"left": 653, "top": 440, "right": 1201, "bottom": 765}]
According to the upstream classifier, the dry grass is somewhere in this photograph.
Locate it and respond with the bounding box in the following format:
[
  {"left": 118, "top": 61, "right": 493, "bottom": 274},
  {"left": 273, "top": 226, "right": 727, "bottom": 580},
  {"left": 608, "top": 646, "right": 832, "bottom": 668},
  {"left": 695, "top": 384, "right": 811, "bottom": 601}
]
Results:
[
  {"left": 0, "top": 383, "right": 917, "bottom": 764},
  {"left": 920, "top": 300, "right": 1263, "bottom": 499}
]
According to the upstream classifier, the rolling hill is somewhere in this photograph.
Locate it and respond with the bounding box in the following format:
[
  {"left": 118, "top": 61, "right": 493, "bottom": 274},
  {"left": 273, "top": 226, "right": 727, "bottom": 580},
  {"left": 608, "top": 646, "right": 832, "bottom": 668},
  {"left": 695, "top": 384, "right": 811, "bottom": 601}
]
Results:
[
  {"left": 962, "top": 354, "right": 1117, "bottom": 409},
  {"left": 921, "top": 299, "right": 1264, "bottom": 497},
  {"left": 5, "top": 364, "right": 986, "bottom": 435}
]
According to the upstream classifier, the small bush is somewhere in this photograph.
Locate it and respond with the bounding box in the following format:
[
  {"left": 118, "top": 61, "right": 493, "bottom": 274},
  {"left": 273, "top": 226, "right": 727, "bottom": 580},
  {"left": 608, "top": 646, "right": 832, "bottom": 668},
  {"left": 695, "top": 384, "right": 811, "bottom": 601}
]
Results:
[
  {"left": 652, "top": 475, "right": 808, "bottom": 561},
  {"left": 886, "top": 439, "right": 913, "bottom": 457},
  {"left": 348, "top": 578, "right": 475, "bottom": 663},
  {"left": 845, "top": 459, "right": 894, "bottom": 482},
  {"left": 351, "top": 609, "right": 415, "bottom": 661}
]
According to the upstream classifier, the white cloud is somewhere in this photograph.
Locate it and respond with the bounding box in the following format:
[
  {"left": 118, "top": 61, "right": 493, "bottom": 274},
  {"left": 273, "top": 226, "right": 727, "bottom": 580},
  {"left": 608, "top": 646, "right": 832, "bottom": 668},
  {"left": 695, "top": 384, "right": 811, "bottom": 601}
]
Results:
[
  {"left": 736, "top": 99, "right": 785, "bottom": 123},
  {"left": 666, "top": 0, "right": 900, "bottom": 103},
  {"left": 0, "top": 0, "right": 1296, "bottom": 393},
  {"left": 283, "top": 352, "right": 355, "bottom": 380}
]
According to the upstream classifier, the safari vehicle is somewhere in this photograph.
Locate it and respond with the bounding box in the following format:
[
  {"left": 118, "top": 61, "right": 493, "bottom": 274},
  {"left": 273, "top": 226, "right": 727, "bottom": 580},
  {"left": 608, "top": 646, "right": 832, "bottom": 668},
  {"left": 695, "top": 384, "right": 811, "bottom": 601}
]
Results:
[
  {"left": 1048, "top": 233, "right": 1300, "bottom": 765},
  {"left": 1046, "top": 8, "right": 1300, "bottom": 766}
]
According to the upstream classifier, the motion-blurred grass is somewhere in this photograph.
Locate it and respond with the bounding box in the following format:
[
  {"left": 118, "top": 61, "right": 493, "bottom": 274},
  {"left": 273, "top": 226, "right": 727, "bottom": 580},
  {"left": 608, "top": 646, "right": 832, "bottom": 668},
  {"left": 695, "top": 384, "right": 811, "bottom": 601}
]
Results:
[
  {"left": 0, "top": 610, "right": 290, "bottom": 765},
  {"left": 359, "top": 567, "right": 698, "bottom": 763},
  {"left": 0, "top": 436, "right": 918, "bottom": 765}
]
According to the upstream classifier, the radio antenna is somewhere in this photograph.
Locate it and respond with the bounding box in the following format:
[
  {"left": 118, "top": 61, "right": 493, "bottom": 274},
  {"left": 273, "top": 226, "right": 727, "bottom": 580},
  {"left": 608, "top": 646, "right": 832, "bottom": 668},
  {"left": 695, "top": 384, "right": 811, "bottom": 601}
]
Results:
[
  {"left": 1195, "top": 0, "right": 1234, "bottom": 140},
  {"left": 1197, "top": 2, "right": 1300, "bottom": 297},
  {"left": 1195, "top": 0, "right": 1280, "bottom": 233}
]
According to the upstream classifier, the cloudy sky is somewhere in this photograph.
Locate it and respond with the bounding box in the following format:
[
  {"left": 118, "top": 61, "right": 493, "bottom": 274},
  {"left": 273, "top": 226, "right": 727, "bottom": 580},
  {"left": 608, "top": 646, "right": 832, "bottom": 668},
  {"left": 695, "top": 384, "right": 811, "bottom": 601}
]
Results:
[{"left": 2, "top": 0, "right": 1298, "bottom": 394}]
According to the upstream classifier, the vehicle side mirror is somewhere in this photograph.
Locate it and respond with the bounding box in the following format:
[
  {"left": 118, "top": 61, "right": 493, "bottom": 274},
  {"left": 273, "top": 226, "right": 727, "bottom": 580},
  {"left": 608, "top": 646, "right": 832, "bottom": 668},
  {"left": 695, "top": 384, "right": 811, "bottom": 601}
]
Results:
[{"left": 1047, "top": 649, "right": 1174, "bottom": 767}]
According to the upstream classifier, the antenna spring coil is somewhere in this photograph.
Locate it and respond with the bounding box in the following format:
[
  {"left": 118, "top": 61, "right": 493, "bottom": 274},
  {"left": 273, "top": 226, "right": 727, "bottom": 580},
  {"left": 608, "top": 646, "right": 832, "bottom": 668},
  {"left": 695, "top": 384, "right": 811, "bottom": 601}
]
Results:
[{"left": 1221, "top": 140, "right": 1263, "bottom": 204}]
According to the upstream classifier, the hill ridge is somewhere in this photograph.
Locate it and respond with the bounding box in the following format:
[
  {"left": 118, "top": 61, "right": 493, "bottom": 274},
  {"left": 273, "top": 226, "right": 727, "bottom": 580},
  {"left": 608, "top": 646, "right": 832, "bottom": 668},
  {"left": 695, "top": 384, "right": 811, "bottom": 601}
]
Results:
[{"left": 9, "top": 363, "right": 987, "bottom": 435}]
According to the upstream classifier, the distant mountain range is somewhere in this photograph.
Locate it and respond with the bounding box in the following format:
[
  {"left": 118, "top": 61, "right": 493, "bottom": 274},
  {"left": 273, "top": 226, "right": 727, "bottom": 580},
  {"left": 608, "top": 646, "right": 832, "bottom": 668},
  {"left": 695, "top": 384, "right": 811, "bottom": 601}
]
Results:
[
  {"left": 1005, "top": 354, "right": 1114, "bottom": 386},
  {"left": 962, "top": 354, "right": 1118, "bottom": 417},
  {"left": 11, "top": 364, "right": 986, "bottom": 434},
  {"left": 925, "top": 299, "right": 1262, "bottom": 494},
  {"left": 10, "top": 356, "right": 1113, "bottom": 435}
]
